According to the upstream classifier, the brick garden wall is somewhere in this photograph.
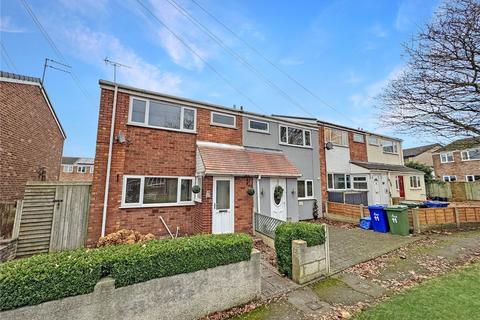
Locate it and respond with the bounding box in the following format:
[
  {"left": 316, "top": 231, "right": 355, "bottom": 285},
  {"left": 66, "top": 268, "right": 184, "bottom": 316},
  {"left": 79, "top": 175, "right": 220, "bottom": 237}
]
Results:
[{"left": 0, "top": 82, "right": 64, "bottom": 202}]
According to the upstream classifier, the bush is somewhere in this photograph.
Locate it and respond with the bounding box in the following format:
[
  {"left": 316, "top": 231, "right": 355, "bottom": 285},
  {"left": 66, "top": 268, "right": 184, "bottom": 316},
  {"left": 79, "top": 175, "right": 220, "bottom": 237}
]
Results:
[
  {"left": 274, "top": 222, "right": 326, "bottom": 278},
  {"left": 97, "top": 229, "right": 155, "bottom": 247},
  {"left": 0, "top": 233, "right": 252, "bottom": 311}
]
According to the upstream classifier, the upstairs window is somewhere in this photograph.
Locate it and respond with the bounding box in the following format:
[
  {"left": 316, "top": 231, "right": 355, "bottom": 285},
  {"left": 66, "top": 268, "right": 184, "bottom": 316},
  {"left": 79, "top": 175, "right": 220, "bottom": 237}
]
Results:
[
  {"left": 129, "top": 97, "right": 196, "bottom": 132},
  {"left": 440, "top": 152, "right": 454, "bottom": 163},
  {"left": 77, "top": 165, "right": 88, "bottom": 173},
  {"left": 382, "top": 140, "right": 398, "bottom": 154},
  {"left": 443, "top": 175, "right": 456, "bottom": 182},
  {"left": 368, "top": 136, "right": 379, "bottom": 145},
  {"left": 325, "top": 127, "right": 348, "bottom": 146},
  {"left": 248, "top": 119, "right": 269, "bottom": 133},
  {"left": 466, "top": 175, "right": 480, "bottom": 182},
  {"left": 211, "top": 112, "right": 236, "bottom": 128},
  {"left": 353, "top": 133, "right": 365, "bottom": 143},
  {"left": 279, "top": 125, "right": 312, "bottom": 147},
  {"left": 63, "top": 165, "right": 73, "bottom": 173},
  {"left": 461, "top": 148, "right": 480, "bottom": 161}
]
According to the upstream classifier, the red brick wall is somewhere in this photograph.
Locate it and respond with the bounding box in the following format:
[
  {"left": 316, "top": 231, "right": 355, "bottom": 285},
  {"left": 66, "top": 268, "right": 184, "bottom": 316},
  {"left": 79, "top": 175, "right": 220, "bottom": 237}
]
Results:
[
  {"left": 196, "top": 108, "right": 242, "bottom": 145},
  {"left": 432, "top": 152, "right": 480, "bottom": 181},
  {"left": 0, "top": 81, "right": 64, "bottom": 202},
  {"left": 318, "top": 125, "right": 327, "bottom": 211},
  {"left": 59, "top": 166, "right": 94, "bottom": 181},
  {"left": 234, "top": 177, "right": 254, "bottom": 233},
  {"left": 348, "top": 132, "right": 368, "bottom": 162}
]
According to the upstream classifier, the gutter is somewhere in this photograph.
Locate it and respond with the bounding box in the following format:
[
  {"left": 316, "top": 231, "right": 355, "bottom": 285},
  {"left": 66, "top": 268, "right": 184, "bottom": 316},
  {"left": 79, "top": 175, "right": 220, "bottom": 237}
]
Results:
[{"left": 101, "top": 84, "right": 119, "bottom": 237}]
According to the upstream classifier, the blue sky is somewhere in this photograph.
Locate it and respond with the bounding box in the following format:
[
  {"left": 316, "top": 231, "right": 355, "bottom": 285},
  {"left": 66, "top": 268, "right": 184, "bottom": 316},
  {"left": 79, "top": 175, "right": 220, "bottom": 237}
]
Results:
[{"left": 1, "top": 0, "right": 441, "bottom": 157}]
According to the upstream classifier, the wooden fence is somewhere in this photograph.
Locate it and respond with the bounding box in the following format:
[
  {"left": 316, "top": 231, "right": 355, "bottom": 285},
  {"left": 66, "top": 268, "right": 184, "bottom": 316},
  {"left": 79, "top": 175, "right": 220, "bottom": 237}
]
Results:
[
  {"left": 12, "top": 181, "right": 91, "bottom": 257},
  {"left": 326, "top": 201, "right": 480, "bottom": 233},
  {"left": 426, "top": 181, "right": 480, "bottom": 201},
  {"left": 0, "top": 202, "right": 16, "bottom": 239}
]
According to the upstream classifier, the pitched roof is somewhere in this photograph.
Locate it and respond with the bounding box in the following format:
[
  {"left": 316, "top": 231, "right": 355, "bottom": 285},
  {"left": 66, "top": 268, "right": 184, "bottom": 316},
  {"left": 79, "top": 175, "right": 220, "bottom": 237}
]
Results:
[
  {"left": 437, "top": 137, "right": 480, "bottom": 152},
  {"left": 350, "top": 161, "right": 424, "bottom": 174},
  {"left": 197, "top": 142, "right": 301, "bottom": 177},
  {"left": 403, "top": 143, "right": 442, "bottom": 158},
  {"left": 62, "top": 157, "right": 94, "bottom": 165}
]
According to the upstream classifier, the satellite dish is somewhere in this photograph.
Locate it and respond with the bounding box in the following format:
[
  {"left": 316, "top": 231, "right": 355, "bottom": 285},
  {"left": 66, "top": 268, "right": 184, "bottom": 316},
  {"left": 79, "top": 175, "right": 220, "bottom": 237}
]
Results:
[{"left": 325, "top": 142, "right": 334, "bottom": 150}]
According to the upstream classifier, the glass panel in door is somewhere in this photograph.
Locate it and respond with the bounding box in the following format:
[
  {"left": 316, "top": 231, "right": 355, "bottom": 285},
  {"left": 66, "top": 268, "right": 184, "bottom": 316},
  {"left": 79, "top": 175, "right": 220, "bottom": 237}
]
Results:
[{"left": 216, "top": 180, "right": 230, "bottom": 210}]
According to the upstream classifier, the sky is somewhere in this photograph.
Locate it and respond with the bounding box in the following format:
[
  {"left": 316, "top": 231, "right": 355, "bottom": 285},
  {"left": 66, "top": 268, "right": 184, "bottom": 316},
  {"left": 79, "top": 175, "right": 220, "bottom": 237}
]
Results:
[{"left": 1, "top": 0, "right": 442, "bottom": 157}]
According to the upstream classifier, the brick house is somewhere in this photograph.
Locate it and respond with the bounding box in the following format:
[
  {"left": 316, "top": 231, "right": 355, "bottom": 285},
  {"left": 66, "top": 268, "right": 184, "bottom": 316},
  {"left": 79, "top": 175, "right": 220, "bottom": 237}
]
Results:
[
  {"left": 87, "top": 81, "right": 319, "bottom": 245},
  {"left": 0, "top": 71, "right": 65, "bottom": 203},
  {"left": 403, "top": 143, "right": 442, "bottom": 167},
  {"left": 432, "top": 137, "right": 480, "bottom": 182},
  {"left": 60, "top": 157, "right": 94, "bottom": 181}
]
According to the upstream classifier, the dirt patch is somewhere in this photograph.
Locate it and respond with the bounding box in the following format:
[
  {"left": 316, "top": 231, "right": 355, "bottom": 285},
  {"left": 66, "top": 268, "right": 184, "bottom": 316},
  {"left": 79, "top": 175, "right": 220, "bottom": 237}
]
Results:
[
  {"left": 254, "top": 238, "right": 277, "bottom": 268},
  {"left": 309, "top": 218, "right": 358, "bottom": 230}
]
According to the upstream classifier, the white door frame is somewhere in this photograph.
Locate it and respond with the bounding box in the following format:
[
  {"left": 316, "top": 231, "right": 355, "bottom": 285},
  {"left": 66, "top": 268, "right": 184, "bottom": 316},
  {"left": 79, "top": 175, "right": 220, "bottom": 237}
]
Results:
[{"left": 212, "top": 176, "right": 235, "bottom": 234}]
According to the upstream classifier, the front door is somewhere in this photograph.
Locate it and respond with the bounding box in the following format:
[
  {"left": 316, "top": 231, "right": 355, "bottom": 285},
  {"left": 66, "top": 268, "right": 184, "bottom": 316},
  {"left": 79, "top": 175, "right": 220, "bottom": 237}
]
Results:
[
  {"left": 372, "top": 174, "right": 389, "bottom": 205},
  {"left": 212, "top": 177, "right": 234, "bottom": 234},
  {"left": 270, "top": 178, "right": 287, "bottom": 221},
  {"left": 398, "top": 176, "right": 405, "bottom": 198}
]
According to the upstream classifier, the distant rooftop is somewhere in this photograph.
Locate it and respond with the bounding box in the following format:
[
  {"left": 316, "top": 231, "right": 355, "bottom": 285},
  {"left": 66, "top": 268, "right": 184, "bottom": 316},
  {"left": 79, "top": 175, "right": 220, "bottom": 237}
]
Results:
[
  {"left": 62, "top": 157, "right": 94, "bottom": 165},
  {"left": 0, "top": 71, "right": 42, "bottom": 84},
  {"left": 437, "top": 137, "right": 480, "bottom": 152},
  {"left": 403, "top": 143, "right": 442, "bottom": 158}
]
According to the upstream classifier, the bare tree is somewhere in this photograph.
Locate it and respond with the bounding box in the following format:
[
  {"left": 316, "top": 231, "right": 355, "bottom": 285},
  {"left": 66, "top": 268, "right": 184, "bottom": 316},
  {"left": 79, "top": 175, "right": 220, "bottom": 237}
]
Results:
[{"left": 378, "top": 0, "right": 480, "bottom": 140}]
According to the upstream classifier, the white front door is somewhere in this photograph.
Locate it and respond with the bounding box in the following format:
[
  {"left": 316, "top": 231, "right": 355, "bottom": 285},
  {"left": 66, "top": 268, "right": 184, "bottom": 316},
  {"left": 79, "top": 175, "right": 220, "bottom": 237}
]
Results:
[
  {"left": 212, "top": 177, "right": 234, "bottom": 234},
  {"left": 270, "top": 178, "right": 287, "bottom": 221},
  {"left": 371, "top": 174, "right": 389, "bottom": 205}
]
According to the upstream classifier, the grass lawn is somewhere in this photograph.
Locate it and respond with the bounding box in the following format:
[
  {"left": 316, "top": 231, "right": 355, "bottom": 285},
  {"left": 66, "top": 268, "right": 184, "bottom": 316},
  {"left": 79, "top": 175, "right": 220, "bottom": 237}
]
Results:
[{"left": 355, "top": 262, "right": 480, "bottom": 320}]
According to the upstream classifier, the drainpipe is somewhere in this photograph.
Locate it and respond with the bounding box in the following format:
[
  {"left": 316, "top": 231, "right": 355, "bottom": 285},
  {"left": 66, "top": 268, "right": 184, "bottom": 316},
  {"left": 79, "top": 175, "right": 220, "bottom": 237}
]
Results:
[
  {"left": 256, "top": 175, "right": 262, "bottom": 214},
  {"left": 101, "top": 85, "right": 119, "bottom": 237}
]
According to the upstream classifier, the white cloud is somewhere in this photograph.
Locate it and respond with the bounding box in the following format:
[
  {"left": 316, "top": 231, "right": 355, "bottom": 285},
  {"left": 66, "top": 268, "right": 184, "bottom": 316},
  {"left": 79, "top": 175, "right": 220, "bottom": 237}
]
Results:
[
  {"left": 0, "top": 16, "right": 26, "bottom": 33},
  {"left": 279, "top": 57, "right": 304, "bottom": 66},
  {"left": 349, "top": 65, "right": 404, "bottom": 108},
  {"left": 62, "top": 24, "right": 182, "bottom": 93},
  {"left": 369, "top": 23, "right": 388, "bottom": 38}
]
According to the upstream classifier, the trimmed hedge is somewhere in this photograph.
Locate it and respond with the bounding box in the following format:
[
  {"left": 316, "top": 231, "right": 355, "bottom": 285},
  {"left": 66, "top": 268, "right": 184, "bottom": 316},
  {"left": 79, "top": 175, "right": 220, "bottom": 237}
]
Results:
[
  {"left": 0, "top": 233, "right": 252, "bottom": 311},
  {"left": 274, "top": 222, "right": 326, "bottom": 278}
]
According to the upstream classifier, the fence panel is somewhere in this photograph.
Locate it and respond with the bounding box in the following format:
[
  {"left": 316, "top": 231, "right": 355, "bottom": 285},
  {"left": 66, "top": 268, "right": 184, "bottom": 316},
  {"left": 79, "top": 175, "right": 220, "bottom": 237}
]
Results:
[
  {"left": 427, "top": 181, "right": 480, "bottom": 201},
  {"left": 0, "top": 202, "right": 16, "bottom": 239},
  {"left": 254, "top": 212, "right": 285, "bottom": 239}
]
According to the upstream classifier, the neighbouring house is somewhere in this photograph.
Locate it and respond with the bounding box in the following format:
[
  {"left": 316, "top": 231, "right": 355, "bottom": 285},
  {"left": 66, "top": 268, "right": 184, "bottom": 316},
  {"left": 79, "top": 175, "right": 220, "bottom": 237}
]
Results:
[
  {"left": 0, "top": 71, "right": 66, "bottom": 203},
  {"left": 60, "top": 157, "right": 94, "bottom": 181},
  {"left": 403, "top": 143, "right": 442, "bottom": 167},
  {"left": 87, "top": 80, "right": 320, "bottom": 245},
  {"left": 432, "top": 137, "right": 480, "bottom": 182}
]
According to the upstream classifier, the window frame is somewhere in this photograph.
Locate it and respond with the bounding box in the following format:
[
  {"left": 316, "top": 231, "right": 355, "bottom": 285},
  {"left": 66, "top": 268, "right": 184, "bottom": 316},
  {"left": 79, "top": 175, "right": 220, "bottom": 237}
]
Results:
[
  {"left": 210, "top": 111, "right": 236, "bottom": 128},
  {"left": 353, "top": 133, "right": 365, "bottom": 143},
  {"left": 247, "top": 119, "right": 270, "bottom": 134},
  {"left": 63, "top": 165, "right": 73, "bottom": 173},
  {"left": 327, "top": 173, "right": 352, "bottom": 190},
  {"left": 466, "top": 175, "right": 480, "bottom": 182},
  {"left": 368, "top": 135, "right": 380, "bottom": 146},
  {"left": 77, "top": 165, "right": 88, "bottom": 173},
  {"left": 121, "top": 175, "right": 195, "bottom": 208},
  {"left": 461, "top": 148, "right": 480, "bottom": 161},
  {"left": 443, "top": 175, "right": 457, "bottom": 182},
  {"left": 89, "top": 165, "right": 94, "bottom": 174},
  {"left": 409, "top": 176, "right": 422, "bottom": 189},
  {"left": 440, "top": 152, "right": 454, "bottom": 163},
  {"left": 381, "top": 139, "right": 398, "bottom": 154},
  {"left": 352, "top": 176, "right": 368, "bottom": 190},
  {"left": 279, "top": 125, "right": 312, "bottom": 148},
  {"left": 324, "top": 127, "right": 348, "bottom": 147},
  {"left": 297, "top": 179, "right": 314, "bottom": 200},
  {"left": 127, "top": 96, "right": 197, "bottom": 133}
]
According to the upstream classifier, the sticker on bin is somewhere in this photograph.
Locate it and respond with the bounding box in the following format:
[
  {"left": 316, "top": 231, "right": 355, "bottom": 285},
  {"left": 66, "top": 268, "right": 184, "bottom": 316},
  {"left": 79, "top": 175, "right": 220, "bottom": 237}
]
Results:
[
  {"left": 391, "top": 215, "right": 398, "bottom": 223},
  {"left": 373, "top": 213, "right": 381, "bottom": 221}
]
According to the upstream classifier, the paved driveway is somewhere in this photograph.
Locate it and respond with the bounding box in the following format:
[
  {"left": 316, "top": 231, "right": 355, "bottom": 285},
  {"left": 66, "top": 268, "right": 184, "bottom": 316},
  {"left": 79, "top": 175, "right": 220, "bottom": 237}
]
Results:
[{"left": 328, "top": 225, "right": 419, "bottom": 273}]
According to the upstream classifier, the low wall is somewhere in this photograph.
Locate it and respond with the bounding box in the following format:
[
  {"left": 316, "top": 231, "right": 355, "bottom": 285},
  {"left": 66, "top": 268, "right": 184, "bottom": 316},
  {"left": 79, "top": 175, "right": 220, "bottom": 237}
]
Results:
[
  {"left": 1, "top": 250, "right": 261, "bottom": 320},
  {"left": 291, "top": 228, "right": 330, "bottom": 284},
  {"left": 0, "top": 238, "right": 17, "bottom": 262}
]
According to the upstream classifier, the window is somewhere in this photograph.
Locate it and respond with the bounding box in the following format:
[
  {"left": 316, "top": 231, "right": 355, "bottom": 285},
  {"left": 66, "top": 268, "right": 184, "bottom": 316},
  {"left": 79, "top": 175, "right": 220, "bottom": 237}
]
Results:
[
  {"left": 128, "top": 97, "right": 196, "bottom": 132},
  {"left": 461, "top": 148, "right": 480, "bottom": 161},
  {"left": 325, "top": 127, "right": 348, "bottom": 146},
  {"left": 211, "top": 112, "right": 236, "bottom": 128},
  {"left": 382, "top": 140, "right": 398, "bottom": 154},
  {"left": 395, "top": 176, "right": 400, "bottom": 190},
  {"left": 440, "top": 152, "right": 454, "bottom": 163},
  {"left": 63, "top": 165, "right": 73, "bottom": 173},
  {"left": 297, "top": 180, "right": 314, "bottom": 199},
  {"left": 409, "top": 176, "right": 421, "bottom": 189},
  {"left": 122, "top": 176, "right": 194, "bottom": 207},
  {"left": 353, "top": 133, "right": 365, "bottom": 143},
  {"left": 194, "top": 176, "right": 203, "bottom": 202},
  {"left": 90, "top": 166, "right": 94, "bottom": 174},
  {"left": 279, "top": 125, "right": 312, "bottom": 147},
  {"left": 77, "top": 165, "right": 88, "bottom": 173},
  {"left": 327, "top": 173, "right": 351, "bottom": 190},
  {"left": 466, "top": 175, "right": 480, "bottom": 182},
  {"left": 352, "top": 176, "right": 367, "bottom": 190},
  {"left": 443, "top": 175, "right": 456, "bottom": 182},
  {"left": 248, "top": 119, "right": 269, "bottom": 133},
  {"left": 368, "top": 136, "right": 379, "bottom": 145}
]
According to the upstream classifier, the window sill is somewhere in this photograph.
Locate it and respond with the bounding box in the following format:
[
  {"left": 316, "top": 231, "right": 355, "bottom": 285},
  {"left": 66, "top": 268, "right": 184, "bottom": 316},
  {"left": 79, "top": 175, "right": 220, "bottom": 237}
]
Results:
[
  {"left": 279, "top": 142, "right": 313, "bottom": 149},
  {"left": 210, "top": 123, "right": 237, "bottom": 129},
  {"left": 383, "top": 151, "right": 399, "bottom": 155},
  {"left": 461, "top": 159, "right": 480, "bottom": 162},
  {"left": 120, "top": 202, "right": 195, "bottom": 209},
  {"left": 247, "top": 129, "right": 270, "bottom": 134},
  {"left": 127, "top": 122, "right": 197, "bottom": 134},
  {"left": 298, "top": 197, "right": 315, "bottom": 201},
  {"left": 409, "top": 188, "right": 422, "bottom": 190}
]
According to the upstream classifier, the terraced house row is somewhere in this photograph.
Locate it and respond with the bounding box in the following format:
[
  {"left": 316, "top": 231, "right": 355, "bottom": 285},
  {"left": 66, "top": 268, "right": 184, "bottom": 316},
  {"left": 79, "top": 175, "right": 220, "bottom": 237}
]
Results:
[{"left": 87, "top": 80, "right": 426, "bottom": 244}]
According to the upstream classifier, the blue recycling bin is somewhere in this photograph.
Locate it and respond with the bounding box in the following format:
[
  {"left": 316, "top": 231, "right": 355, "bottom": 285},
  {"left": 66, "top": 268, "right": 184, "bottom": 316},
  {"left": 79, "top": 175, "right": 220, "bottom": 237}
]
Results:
[
  {"left": 368, "top": 205, "right": 389, "bottom": 233},
  {"left": 425, "top": 200, "right": 449, "bottom": 208},
  {"left": 360, "top": 217, "right": 372, "bottom": 230}
]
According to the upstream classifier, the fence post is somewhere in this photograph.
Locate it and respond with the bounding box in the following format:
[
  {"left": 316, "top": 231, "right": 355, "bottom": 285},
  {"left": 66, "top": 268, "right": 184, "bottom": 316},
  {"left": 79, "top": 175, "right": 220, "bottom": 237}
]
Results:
[
  {"left": 11, "top": 200, "right": 23, "bottom": 239},
  {"left": 412, "top": 208, "right": 421, "bottom": 234},
  {"left": 325, "top": 201, "right": 329, "bottom": 218},
  {"left": 359, "top": 204, "right": 364, "bottom": 218},
  {"left": 454, "top": 207, "right": 460, "bottom": 228},
  {"left": 324, "top": 224, "right": 330, "bottom": 275}
]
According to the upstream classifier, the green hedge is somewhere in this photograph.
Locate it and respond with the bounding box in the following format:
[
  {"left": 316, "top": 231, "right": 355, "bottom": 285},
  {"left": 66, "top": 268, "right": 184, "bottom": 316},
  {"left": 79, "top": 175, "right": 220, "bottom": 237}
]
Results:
[
  {"left": 274, "top": 222, "right": 326, "bottom": 278},
  {"left": 0, "top": 233, "right": 252, "bottom": 311}
]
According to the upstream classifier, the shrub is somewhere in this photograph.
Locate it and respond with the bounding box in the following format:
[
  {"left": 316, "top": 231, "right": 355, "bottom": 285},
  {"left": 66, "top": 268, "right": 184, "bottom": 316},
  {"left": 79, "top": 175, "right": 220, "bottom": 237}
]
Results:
[
  {"left": 274, "top": 222, "right": 326, "bottom": 278},
  {"left": 97, "top": 229, "right": 155, "bottom": 247},
  {"left": 0, "top": 233, "right": 252, "bottom": 311}
]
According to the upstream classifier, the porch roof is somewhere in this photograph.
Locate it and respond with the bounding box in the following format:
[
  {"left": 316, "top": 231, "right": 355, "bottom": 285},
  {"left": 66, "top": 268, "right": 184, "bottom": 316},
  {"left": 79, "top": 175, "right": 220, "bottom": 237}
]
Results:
[
  {"left": 197, "top": 143, "right": 301, "bottom": 177},
  {"left": 350, "top": 161, "right": 424, "bottom": 174}
]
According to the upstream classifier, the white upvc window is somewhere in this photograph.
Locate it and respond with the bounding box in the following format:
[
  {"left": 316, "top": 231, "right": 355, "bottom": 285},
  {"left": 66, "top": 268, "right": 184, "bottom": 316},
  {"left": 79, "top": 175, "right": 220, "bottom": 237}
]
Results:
[
  {"left": 382, "top": 140, "right": 398, "bottom": 154},
  {"left": 279, "top": 125, "right": 312, "bottom": 148},
  {"left": 247, "top": 119, "right": 269, "bottom": 133},
  {"left": 440, "top": 152, "right": 454, "bottom": 163},
  {"left": 461, "top": 148, "right": 480, "bottom": 161},
  {"left": 63, "top": 165, "right": 73, "bottom": 173},
  {"left": 77, "top": 165, "right": 88, "bottom": 173},
  {"left": 211, "top": 112, "right": 236, "bottom": 128},
  {"left": 297, "top": 180, "right": 314, "bottom": 199},
  {"left": 409, "top": 176, "right": 421, "bottom": 189},
  {"left": 353, "top": 133, "right": 365, "bottom": 143},
  {"left": 90, "top": 165, "right": 94, "bottom": 173},
  {"left": 443, "top": 175, "right": 457, "bottom": 182},
  {"left": 324, "top": 127, "right": 348, "bottom": 146},
  {"left": 395, "top": 176, "right": 400, "bottom": 190},
  {"left": 327, "top": 173, "right": 351, "bottom": 190},
  {"left": 128, "top": 97, "right": 196, "bottom": 133},
  {"left": 122, "top": 175, "right": 195, "bottom": 207},
  {"left": 368, "top": 135, "right": 380, "bottom": 145},
  {"left": 466, "top": 175, "right": 480, "bottom": 182},
  {"left": 352, "top": 176, "right": 368, "bottom": 190}
]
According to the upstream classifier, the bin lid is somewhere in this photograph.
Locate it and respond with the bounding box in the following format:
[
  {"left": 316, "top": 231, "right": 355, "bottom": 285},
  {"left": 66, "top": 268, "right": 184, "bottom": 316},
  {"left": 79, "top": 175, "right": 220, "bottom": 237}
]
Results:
[
  {"left": 368, "top": 204, "right": 386, "bottom": 209},
  {"left": 386, "top": 205, "right": 408, "bottom": 211}
]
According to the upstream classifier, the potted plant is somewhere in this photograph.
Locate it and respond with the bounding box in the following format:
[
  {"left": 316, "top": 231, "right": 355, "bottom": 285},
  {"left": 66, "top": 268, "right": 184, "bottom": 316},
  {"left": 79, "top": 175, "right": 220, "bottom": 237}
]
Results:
[
  {"left": 247, "top": 187, "right": 255, "bottom": 196},
  {"left": 192, "top": 185, "right": 201, "bottom": 194}
]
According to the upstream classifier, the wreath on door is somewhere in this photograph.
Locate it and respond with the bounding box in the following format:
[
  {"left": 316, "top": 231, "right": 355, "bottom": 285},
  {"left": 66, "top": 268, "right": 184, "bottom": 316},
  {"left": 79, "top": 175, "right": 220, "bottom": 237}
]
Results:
[{"left": 274, "top": 185, "right": 284, "bottom": 205}]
